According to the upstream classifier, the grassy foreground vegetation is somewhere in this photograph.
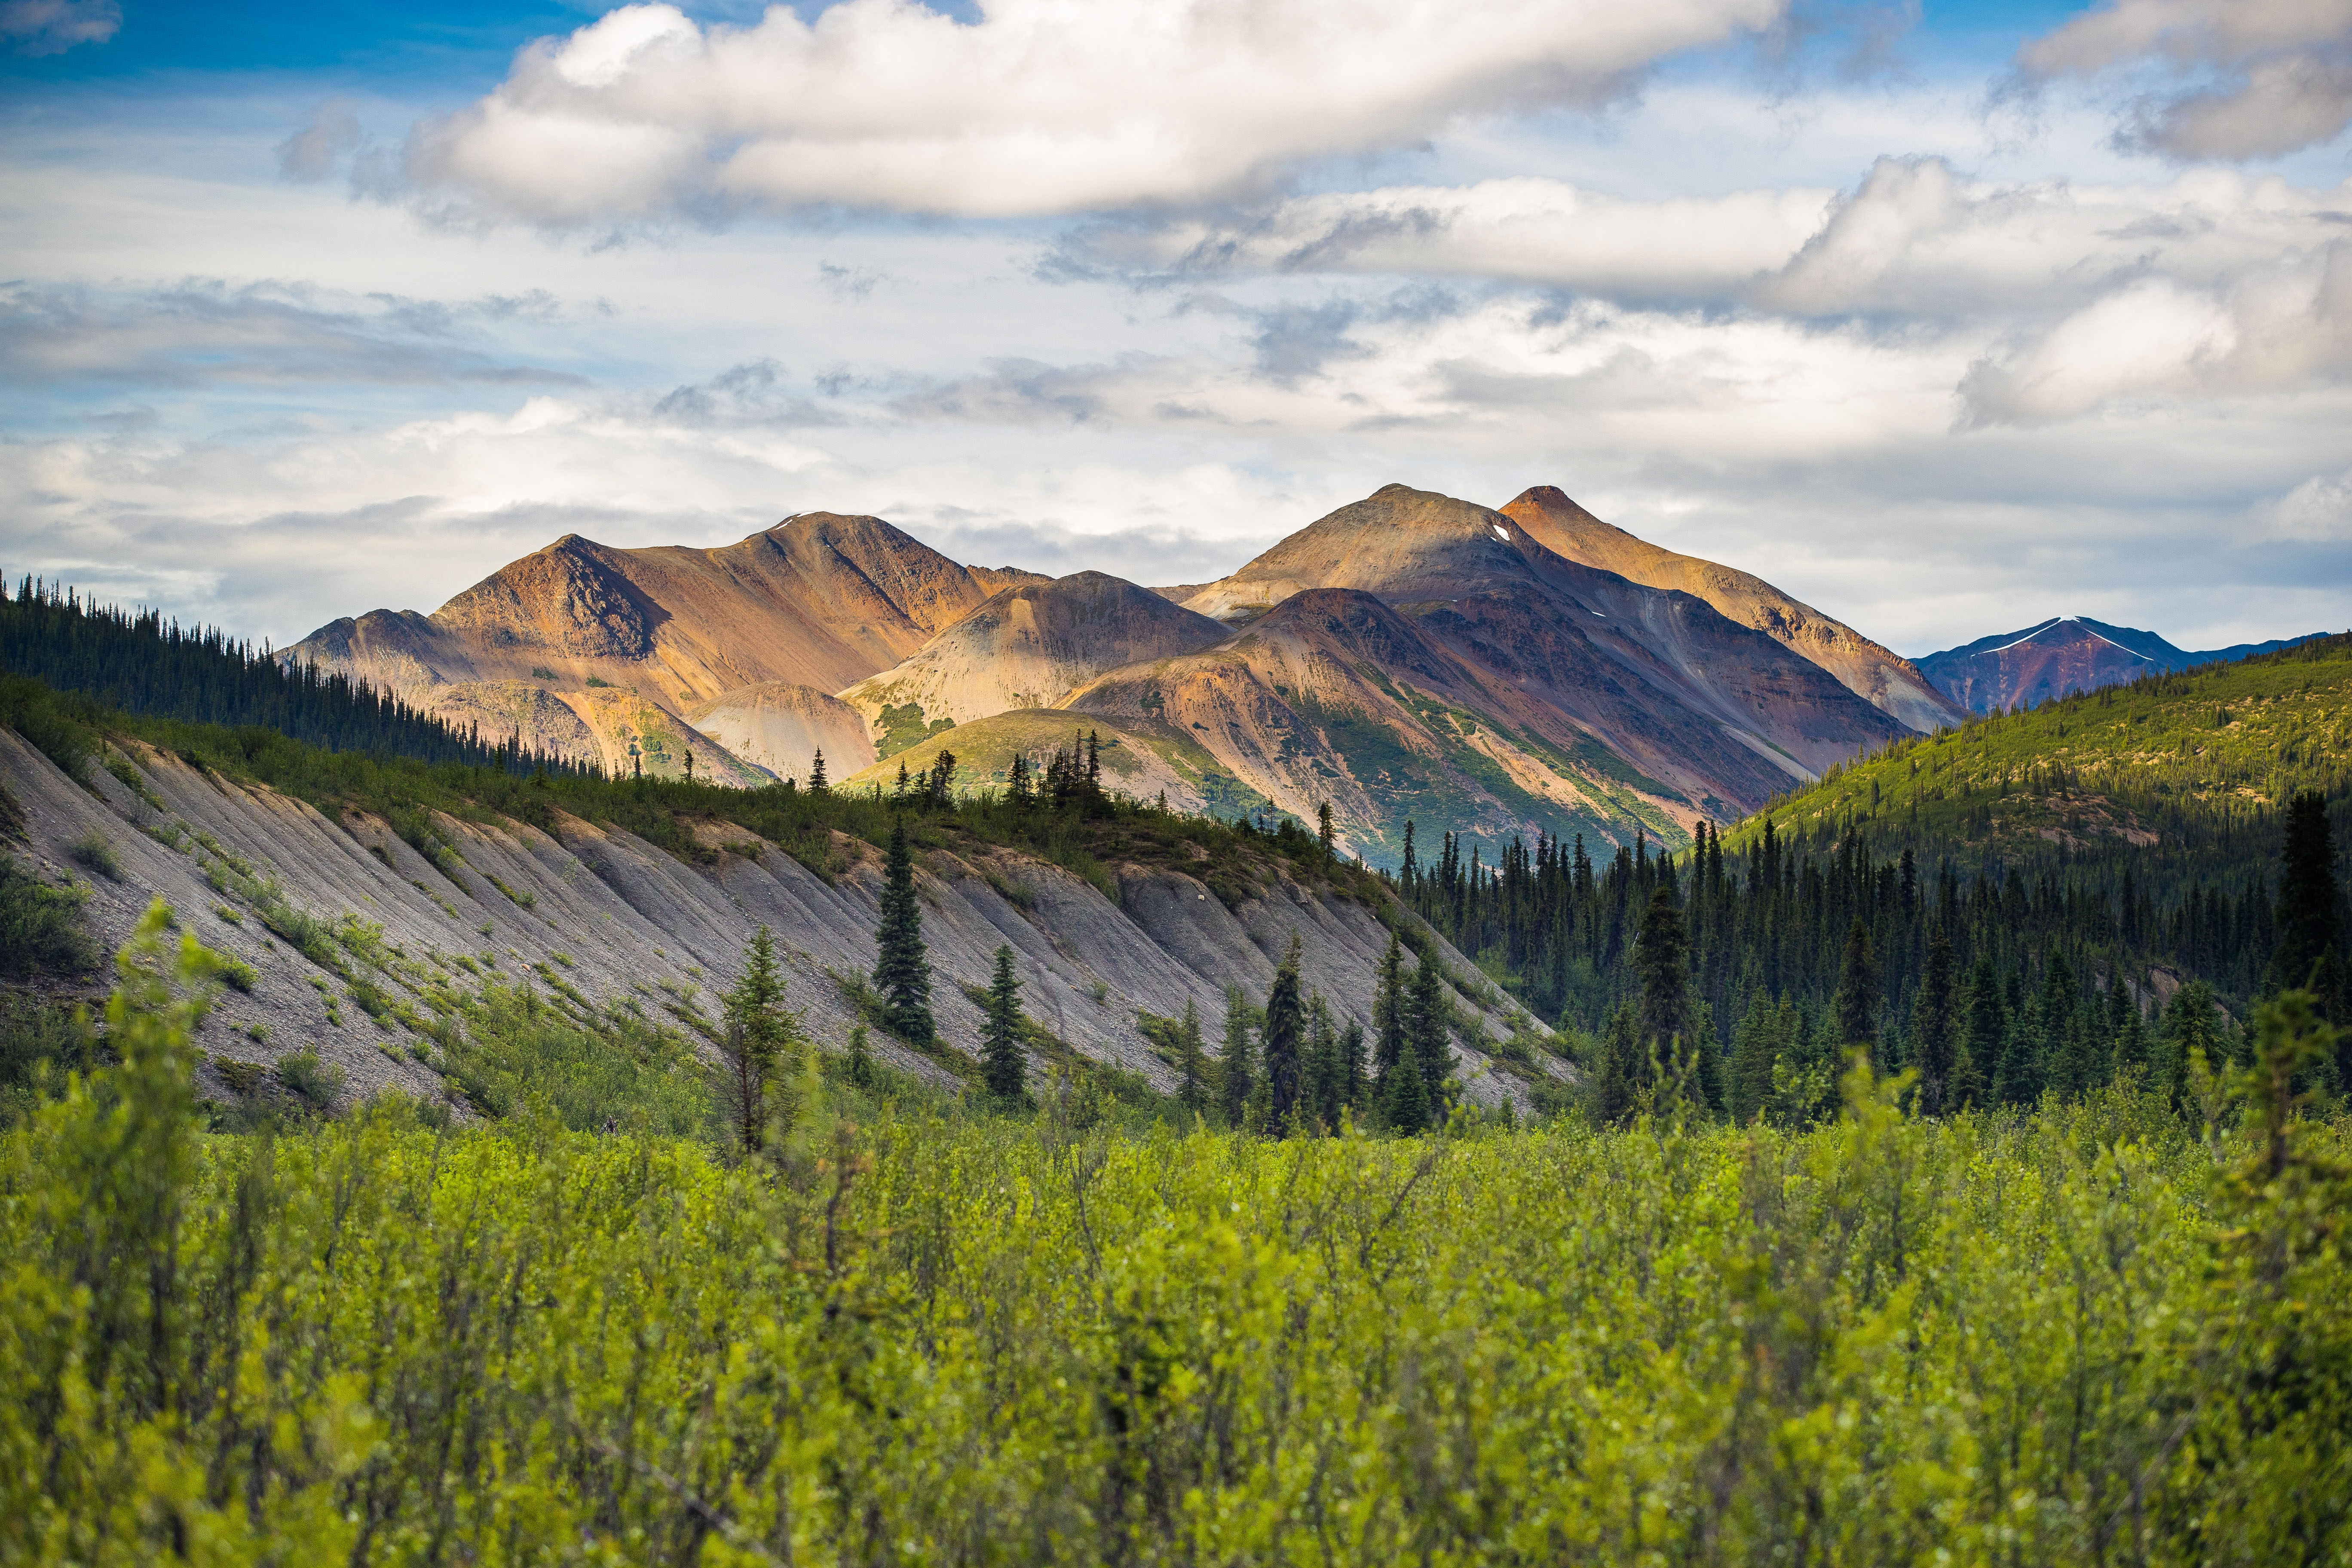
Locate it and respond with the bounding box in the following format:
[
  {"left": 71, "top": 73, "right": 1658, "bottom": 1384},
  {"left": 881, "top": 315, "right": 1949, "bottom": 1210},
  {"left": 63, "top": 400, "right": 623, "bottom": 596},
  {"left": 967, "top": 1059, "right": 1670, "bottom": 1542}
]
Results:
[{"left": 6, "top": 908, "right": 2349, "bottom": 1564}]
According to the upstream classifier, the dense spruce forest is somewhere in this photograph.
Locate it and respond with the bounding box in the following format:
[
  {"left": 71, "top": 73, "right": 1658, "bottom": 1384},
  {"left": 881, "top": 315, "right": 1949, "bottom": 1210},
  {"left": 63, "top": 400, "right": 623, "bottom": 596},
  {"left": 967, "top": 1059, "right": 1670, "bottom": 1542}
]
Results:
[
  {"left": 1397, "top": 633, "right": 2352, "bottom": 1119},
  {"left": 0, "top": 577, "right": 591, "bottom": 775}
]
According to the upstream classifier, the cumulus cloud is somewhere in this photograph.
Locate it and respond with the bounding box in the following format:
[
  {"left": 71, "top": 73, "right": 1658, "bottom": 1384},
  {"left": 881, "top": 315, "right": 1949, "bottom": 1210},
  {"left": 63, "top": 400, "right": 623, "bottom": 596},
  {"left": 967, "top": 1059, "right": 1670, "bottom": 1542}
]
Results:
[
  {"left": 392, "top": 0, "right": 1786, "bottom": 224},
  {"left": 1958, "top": 238, "right": 2352, "bottom": 423},
  {"left": 2015, "top": 0, "right": 2352, "bottom": 159},
  {"left": 2252, "top": 464, "right": 2352, "bottom": 539},
  {"left": 0, "top": 0, "right": 118, "bottom": 55},
  {"left": 0, "top": 282, "right": 588, "bottom": 389}
]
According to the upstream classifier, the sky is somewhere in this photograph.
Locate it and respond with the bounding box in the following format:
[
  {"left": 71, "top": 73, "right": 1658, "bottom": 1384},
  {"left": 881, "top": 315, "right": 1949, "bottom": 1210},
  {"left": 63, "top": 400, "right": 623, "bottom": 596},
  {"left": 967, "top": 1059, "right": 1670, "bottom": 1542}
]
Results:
[{"left": 3, "top": 0, "right": 2350, "bottom": 658}]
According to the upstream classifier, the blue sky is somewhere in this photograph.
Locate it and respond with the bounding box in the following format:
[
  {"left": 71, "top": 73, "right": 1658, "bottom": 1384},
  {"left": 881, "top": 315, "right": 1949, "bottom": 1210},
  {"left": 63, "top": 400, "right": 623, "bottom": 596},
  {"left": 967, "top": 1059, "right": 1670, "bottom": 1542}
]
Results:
[{"left": 4, "top": 0, "right": 2349, "bottom": 654}]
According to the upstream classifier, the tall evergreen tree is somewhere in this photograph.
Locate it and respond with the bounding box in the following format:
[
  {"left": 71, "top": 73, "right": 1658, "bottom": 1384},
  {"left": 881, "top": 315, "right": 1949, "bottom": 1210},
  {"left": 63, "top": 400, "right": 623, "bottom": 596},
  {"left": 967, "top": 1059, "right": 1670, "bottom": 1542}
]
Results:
[
  {"left": 1381, "top": 1025, "right": 1432, "bottom": 1133},
  {"left": 1218, "top": 986, "right": 1255, "bottom": 1127},
  {"left": 1338, "top": 1020, "right": 1368, "bottom": 1113},
  {"left": 1262, "top": 935, "right": 1306, "bottom": 1127},
  {"left": 1307, "top": 994, "right": 1340, "bottom": 1128},
  {"left": 873, "top": 816, "right": 934, "bottom": 1044},
  {"left": 1728, "top": 986, "right": 1779, "bottom": 1123},
  {"left": 1912, "top": 928, "right": 1959, "bottom": 1114},
  {"left": 1635, "top": 887, "right": 1691, "bottom": 1067},
  {"left": 1833, "top": 919, "right": 1880, "bottom": 1057},
  {"left": 2275, "top": 791, "right": 2346, "bottom": 1058},
  {"left": 2158, "top": 981, "right": 2224, "bottom": 1107},
  {"left": 1175, "top": 998, "right": 1207, "bottom": 1114},
  {"left": 806, "top": 748, "right": 827, "bottom": 792},
  {"left": 1372, "top": 932, "right": 1407, "bottom": 1077},
  {"left": 1407, "top": 949, "right": 1451, "bottom": 1110},
  {"left": 1592, "top": 1001, "right": 1643, "bottom": 1127},
  {"left": 980, "top": 944, "right": 1026, "bottom": 1100}
]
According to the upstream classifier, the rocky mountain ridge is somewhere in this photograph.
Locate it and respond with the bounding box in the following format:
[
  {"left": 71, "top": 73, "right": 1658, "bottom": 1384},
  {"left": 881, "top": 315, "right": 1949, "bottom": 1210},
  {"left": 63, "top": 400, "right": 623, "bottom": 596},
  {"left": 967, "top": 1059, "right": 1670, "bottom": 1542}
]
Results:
[{"left": 1917, "top": 616, "right": 2331, "bottom": 714}]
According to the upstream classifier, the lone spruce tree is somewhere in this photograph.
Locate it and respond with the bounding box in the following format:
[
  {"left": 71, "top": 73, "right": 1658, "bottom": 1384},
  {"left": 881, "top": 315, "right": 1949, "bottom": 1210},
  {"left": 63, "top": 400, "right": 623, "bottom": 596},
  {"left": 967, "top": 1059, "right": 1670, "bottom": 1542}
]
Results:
[
  {"left": 980, "top": 944, "right": 1026, "bottom": 1100},
  {"left": 1262, "top": 935, "right": 1306, "bottom": 1127},
  {"left": 873, "top": 816, "right": 934, "bottom": 1045},
  {"left": 722, "top": 926, "right": 796, "bottom": 1152}
]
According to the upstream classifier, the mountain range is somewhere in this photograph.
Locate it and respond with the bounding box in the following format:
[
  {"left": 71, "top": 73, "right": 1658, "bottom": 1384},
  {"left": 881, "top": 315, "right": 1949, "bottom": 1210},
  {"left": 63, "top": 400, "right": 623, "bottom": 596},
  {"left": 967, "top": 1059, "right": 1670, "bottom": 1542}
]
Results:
[
  {"left": 285, "top": 484, "right": 2314, "bottom": 864},
  {"left": 1916, "top": 616, "right": 2328, "bottom": 716}
]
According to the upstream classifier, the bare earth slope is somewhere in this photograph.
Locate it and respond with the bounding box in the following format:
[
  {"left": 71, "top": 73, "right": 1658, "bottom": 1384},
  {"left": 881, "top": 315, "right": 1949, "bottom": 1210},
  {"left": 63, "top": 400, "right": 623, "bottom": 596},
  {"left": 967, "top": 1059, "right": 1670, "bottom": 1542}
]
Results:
[
  {"left": 1498, "top": 485, "right": 1964, "bottom": 732},
  {"left": 3, "top": 728, "right": 1550, "bottom": 1113},
  {"left": 685, "top": 682, "right": 876, "bottom": 784},
  {"left": 839, "top": 572, "right": 1229, "bottom": 734}
]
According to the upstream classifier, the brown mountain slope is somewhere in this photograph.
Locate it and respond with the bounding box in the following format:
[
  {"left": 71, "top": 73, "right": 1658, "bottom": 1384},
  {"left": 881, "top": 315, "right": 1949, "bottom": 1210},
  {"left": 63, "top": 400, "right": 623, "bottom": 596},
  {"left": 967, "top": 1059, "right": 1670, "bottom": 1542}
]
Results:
[
  {"left": 839, "top": 573, "right": 1229, "bottom": 751},
  {"left": 294, "top": 514, "right": 1044, "bottom": 707},
  {"left": 286, "top": 512, "right": 1045, "bottom": 781},
  {"left": 1498, "top": 485, "right": 1963, "bottom": 732},
  {"left": 1066, "top": 587, "right": 1713, "bottom": 859},
  {"left": 1179, "top": 484, "right": 1905, "bottom": 784}
]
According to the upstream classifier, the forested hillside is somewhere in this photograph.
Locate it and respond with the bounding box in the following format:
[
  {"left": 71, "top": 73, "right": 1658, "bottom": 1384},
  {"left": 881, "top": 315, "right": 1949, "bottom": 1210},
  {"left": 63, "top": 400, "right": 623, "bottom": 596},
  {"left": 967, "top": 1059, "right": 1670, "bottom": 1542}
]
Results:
[
  {"left": 1392, "top": 634, "right": 2352, "bottom": 1120},
  {"left": 0, "top": 578, "right": 589, "bottom": 774}
]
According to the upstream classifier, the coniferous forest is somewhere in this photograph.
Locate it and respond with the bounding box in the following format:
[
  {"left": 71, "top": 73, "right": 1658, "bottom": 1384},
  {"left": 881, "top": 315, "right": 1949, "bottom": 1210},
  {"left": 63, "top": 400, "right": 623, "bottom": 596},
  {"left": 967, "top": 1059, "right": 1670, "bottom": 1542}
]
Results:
[{"left": 3, "top": 592, "right": 2351, "bottom": 1562}]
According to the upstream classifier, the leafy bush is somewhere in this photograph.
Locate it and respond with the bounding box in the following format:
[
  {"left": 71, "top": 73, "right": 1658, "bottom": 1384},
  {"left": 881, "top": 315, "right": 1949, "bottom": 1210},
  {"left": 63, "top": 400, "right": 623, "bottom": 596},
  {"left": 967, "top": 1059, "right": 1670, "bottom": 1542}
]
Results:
[
  {"left": 0, "top": 993, "right": 98, "bottom": 1126},
  {"left": 275, "top": 1049, "right": 343, "bottom": 1114},
  {"left": 0, "top": 854, "right": 98, "bottom": 976},
  {"left": 6, "top": 969, "right": 2349, "bottom": 1563},
  {"left": 65, "top": 831, "right": 119, "bottom": 879},
  {"left": 438, "top": 979, "right": 707, "bottom": 1135}
]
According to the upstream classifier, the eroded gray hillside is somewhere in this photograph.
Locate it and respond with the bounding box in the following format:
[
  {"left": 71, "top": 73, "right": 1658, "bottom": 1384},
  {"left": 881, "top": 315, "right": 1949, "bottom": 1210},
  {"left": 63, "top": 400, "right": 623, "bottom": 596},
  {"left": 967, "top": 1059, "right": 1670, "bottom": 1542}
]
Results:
[{"left": 2, "top": 730, "right": 1559, "bottom": 1113}]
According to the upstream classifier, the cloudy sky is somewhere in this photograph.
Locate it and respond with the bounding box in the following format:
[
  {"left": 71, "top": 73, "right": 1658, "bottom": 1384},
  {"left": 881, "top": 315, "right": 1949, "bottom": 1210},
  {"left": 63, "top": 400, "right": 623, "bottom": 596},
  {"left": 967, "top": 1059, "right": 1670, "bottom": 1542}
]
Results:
[{"left": 4, "top": 0, "right": 2350, "bottom": 655}]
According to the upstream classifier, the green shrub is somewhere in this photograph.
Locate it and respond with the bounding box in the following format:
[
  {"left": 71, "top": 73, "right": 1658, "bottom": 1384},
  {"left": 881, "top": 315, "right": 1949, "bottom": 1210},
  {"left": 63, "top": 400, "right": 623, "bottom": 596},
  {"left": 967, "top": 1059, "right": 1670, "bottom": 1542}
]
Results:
[
  {"left": 438, "top": 979, "right": 707, "bottom": 1135},
  {"left": 0, "top": 854, "right": 98, "bottom": 976},
  {"left": 0, "top": 993, "right": 97, "bottom": 1125},
  {"left": 65, "top": 831, "right": 119, "bottom": 879},
  {"left": 276, "top": 1049, "right": 343, "bottom": 1114}
]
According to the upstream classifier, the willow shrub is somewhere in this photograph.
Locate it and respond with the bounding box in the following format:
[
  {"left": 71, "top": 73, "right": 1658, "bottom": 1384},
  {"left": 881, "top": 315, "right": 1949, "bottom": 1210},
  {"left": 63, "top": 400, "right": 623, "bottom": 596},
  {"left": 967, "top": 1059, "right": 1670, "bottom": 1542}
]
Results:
[{"left": 4, "top": 910, "right": 2347, "bottom": 1565}]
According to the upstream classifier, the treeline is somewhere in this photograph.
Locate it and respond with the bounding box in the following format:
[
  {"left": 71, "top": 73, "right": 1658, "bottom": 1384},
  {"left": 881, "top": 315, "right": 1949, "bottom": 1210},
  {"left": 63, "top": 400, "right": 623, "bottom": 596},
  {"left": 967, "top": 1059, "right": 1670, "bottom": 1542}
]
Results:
[
  {"left": 1396, "top": 789, "right": 2350, "bottom": 1121},
  {"left": 0, "top": 578, "right": 590, "bottom": 775}
]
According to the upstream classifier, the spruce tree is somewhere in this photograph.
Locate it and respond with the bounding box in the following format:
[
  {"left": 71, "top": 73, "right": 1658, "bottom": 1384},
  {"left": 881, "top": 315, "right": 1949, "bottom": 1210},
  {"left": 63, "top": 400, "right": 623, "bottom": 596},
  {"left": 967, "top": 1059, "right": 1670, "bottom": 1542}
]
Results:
[
  {"left": 2276, "top": 790, "right": 2342, "bottom": 988},
  {"left": 1381, "top": 1027, "right": 1431, "bottom": 1133},
  {"left": 1372, "top": 931, "right": 1407, "bottom": 1077},
  {"left": 1317, "top": 801, "right": 1335, "bottom": 864},
  {"left": 1339, "top": 1020, "right": 1367, "bottom": 1113},
  {"left": 1307, "top": 994, "right": 1339, "bottom": 1128},
  {"left": 1912, "top": 929, "right": 1959, "bottom": 1115},
  {"left": 1175, "top": 998, "right": 1207, "bottom": 1113},
  {"left": 722, "top": 926, "right": 795, "bottom": 1152},
  {"left": 873, "top": 816, "right": 935, "bottom": 1045},
  {"left": 1635, "top": 887, "right": 1691, "bottom": 1068},
  {"left": 2158, "top": 981, "right": 2223, "bottom": 1107},
  {"left": 980, "top": 944, "right": 1026, "bottom": 1100},
  {"left": 807, "top": 748, "right": 827, "bottom": 792},
  {"left": 1262, "top": 935, "right": 1306, "bottom": 1127},
  {"left": 1407, "top": 949, "right": 1451, "bottom": 1111},
  {"left": 1833, "top": 919, "right": 1880, "bottom": 1058},
  {"left": 1592, "top": 1001, "right": 1642, "bottom": 1127},
  {"left": 1728, "top": 985, "right": 1778, "bottom": 1123},
  {"left": 1218, "top": 986, "right": 1255, "bottom": 1127}
]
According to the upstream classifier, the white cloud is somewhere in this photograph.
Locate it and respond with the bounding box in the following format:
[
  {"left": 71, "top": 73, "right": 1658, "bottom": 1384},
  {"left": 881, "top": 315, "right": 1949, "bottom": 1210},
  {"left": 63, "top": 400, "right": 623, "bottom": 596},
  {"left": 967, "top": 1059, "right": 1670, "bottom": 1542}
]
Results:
[
  {"left": 0, "top": 0, "right": 117, "bottom": 56},
  {"left": 278, "top": 100, "right": 364, "bottom": 184},
  {"left": 2015, "top": 0, "right": 2352, "bottom": 160},
  {"left": 396, "top": 0, "right": 1787, "bottom": 224},
  {"left": 2253, "top": 464, "right": 2352, "bottom": 539},
  {"left": 1069, "top": 177, "right": 1839, "bottom": 299}
]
